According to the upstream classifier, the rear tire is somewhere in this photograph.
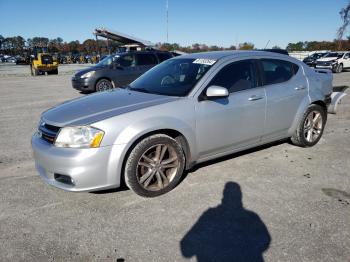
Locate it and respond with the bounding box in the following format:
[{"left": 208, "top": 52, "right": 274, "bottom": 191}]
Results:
[
  {"left": 291, "top": 104, "right": 327, "bottom": 147},
  {"left": 124, "top": 134, "right": 185, "bottom": 197}
]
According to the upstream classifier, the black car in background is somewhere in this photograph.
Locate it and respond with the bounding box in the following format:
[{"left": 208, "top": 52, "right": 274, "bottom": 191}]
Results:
[
  {"left": 303, "top": 52, "right": 329, "bottom": 67},
  {"left": 71, "top": 50, "right": 174, "bottom": 92}
]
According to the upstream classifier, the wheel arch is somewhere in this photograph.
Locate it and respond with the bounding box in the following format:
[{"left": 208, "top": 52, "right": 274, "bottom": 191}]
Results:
[
  {"left": 120, "top": 128, "right": 192, "bottom": 177},
  {"left": 311, "top": 100, "right": 327, "bottom": 111}
]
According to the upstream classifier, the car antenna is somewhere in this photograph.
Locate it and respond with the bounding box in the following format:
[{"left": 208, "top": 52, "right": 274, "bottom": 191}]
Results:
[{"left": 264, "top": 40, "right": 270, "bottom": 49}]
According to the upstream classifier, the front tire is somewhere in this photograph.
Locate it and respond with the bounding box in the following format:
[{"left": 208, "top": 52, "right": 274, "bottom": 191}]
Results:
[
  {"left": 291, "top": 104, "right": 327, "bottom": 147},
  {"left": 95, "top": 79, "right": 113, "bottom": 92},
  {"left": 333, "top": 63, "right": 343, "bottom": 73},
  {"left": 124, "top": 134, "right": 185, "bottom": 197}
]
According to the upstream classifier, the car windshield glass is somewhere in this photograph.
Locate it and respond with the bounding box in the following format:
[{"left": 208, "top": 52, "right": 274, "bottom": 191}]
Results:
[
  {"left": 128, "top": 58, "right": 215, "bottom": 96},
  {"left": 97, "top": 55, "right": 113, "bottom": 66},
  {"left": 312, "top": 53, "right": 324, "bottom": 59},
  {"left": 324, "top": 52, "right": 343, "bottom": 58}
]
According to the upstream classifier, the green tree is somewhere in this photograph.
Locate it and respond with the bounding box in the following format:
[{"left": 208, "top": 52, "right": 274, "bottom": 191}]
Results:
[
  {"left": 286, "top": 41, "right": 304, "bottom": 51},
  {"left": 238, "top": 42, "right": 254, "bottom": 50}
]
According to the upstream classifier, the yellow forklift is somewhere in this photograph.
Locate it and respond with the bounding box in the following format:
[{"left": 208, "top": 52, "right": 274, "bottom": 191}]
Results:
[{"left": 30, "top": 46, "right": 58, "bottom": 76}]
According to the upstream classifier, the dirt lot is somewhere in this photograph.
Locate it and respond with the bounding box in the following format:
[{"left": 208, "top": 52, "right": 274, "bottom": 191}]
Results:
[{"left": 0, "top": 63, "right": 349, "bottom": 262}]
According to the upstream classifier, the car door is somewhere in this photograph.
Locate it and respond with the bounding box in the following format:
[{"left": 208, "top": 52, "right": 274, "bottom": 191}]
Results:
[
  {"left": 343, "top": 53, "right": 350, "bottom": 68},
  {"left": 135, "top": 53, "right": 158, "bottom": 77},
  {"left": 195, "top": 59, "right": 266, "bottom": 159},
  {"left": 111, "top": 54, "right": 138, "bottom": 87},
  {"left": 259, "top": 58, "right": 307, "bottom": 141}
]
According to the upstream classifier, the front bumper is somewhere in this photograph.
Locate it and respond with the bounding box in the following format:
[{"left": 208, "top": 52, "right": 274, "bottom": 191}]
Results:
[
  {"left": 315, "top": 64, "right": 337, "bottom": 71},
  {"left": 71, "top": 77, "right": 95, "bottom": 92},
  {"left": 31, "top": 134, "right": 126, "bottom": 192}
]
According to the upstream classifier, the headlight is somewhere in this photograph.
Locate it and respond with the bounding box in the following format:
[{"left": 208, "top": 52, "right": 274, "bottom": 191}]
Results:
[
  {"left": 80, "top": 71, "right": 95, "bottom": 78},
  {"left": 55, "top": 126, "right": 104, "bottom": 148}
]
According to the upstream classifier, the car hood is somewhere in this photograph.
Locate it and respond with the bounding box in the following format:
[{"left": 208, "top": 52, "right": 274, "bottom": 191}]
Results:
[
  {"left": 42, "top": 89, "right": 180, "bottom": 126},
  {"left": 317, "top": 57, "right": 338, "bottom": 62},
  {"left": 74, "top": 65, "right": 105, "bottom": 77},
  {"left": 303, "top": 57, "right": 315, "bottom": 62}
]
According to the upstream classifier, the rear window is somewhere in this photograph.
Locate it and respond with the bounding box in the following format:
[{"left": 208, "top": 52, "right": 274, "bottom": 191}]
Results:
[
  {"left": 157, "top": 52, "right": 172, "bottom": 62},
  {"left": 260, "top": 59, "right": 298, "bottom": 85},
  {"left": 136, "top": 53, "right": 158, "bottom": 66}
]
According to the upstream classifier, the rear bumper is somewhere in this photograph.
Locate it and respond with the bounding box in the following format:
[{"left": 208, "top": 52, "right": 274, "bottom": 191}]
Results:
[
  {"left": 327, "top": 91, "right": 347, "bottom": 114},
  {"left": 31, "top": 134, "right": 126, "bottom": 192},
  {"left": 71, "top": 77, "right": 95, "bottom": 92}
]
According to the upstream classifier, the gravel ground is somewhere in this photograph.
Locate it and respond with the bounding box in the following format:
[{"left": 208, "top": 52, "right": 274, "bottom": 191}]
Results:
[{"left": 0, "top": 64, "right": 349, "bottom": 262}]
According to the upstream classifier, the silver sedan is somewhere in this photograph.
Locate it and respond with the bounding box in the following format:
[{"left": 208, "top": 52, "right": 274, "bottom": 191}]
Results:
[{"left": 31, "top": 51, "right": 333, "bottom": 197}]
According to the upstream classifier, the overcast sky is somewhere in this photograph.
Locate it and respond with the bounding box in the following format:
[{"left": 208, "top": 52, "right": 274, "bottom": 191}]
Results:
[{"left": 0, "top": 0, "right": 348, "bottom": 48}]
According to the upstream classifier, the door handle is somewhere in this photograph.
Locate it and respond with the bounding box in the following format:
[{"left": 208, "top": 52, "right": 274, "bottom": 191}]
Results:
[
  {"left": 248, "top": 95, "right": 264, "bottom": 101},
  {"left": 295, "top": 86, "right": 306, "bottom": 90}
]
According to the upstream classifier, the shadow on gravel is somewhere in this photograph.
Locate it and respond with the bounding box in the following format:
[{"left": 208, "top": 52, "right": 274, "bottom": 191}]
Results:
[
  {"left": 184, "top": 139, "right": 287, "bottom": 176},
  {"left": 180, "top": 182, "right": 271, "bottom": 262},
  {"left": 91, "top": 185, "right": 129, "bottom": 194},
  {"left": 93, "top": 140, "right": 287, "bottom": 195}
]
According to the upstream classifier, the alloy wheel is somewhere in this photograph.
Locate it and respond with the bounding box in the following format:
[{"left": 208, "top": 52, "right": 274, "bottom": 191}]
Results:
[
  {"left": 97, "top": 80, "right": 112, "bottom": 91},
  {"left": 303, "top": 110, "right": 323, "bottom": 143},
  {"left": 337, "top": 64, "right": 343, "bottom": 73},
  {"left": 136, "top": 144, "right": 179, "bottom": 191}
]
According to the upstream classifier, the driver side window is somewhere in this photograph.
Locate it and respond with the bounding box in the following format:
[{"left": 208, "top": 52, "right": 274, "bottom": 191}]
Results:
[
  {"left": 209, "top": 60, "right": 257, "bottom": 93},
  {"left": 345, "top": 53, "right": 350, "bottom": 59}
]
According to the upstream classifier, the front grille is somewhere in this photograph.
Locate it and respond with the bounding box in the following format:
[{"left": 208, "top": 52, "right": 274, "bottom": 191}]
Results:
[
  {"left": 39, "top": 123, "right": 60, "bottom": 144},
  {"left": 317, "top": 61, "right": 331, "bottom": 66},
  {"left": 41, "top": 55, "right": 53, "bottom": 65}
]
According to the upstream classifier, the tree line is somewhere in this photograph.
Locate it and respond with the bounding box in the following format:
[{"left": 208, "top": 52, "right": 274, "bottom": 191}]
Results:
[
  {"left": 286, "top": 39, "right": 350, "bottom": 52},
  {"left": 1, "top": 34, "right": 349, "bottom": 56},
  {"left": 0, "top": 35, "right": 259, "bottom": 55}
]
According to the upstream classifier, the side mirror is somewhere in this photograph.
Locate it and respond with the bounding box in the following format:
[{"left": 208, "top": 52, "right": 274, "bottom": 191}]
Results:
[{"left": 206, "top": 85, "right": 229, "bottom": 98}]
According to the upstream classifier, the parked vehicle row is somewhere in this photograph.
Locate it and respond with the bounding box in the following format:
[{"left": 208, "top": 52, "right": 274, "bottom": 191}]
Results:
[
  {"left": 71, "top": 50, "right": 173, "bottom": 92},
  {"left": 316, "top": 52, "right": 350, "bottom": 73},
  {"left": 302, "top": 52, "right": 329, "bottom": 67},
  {"left": 32, "top": 50, "right": 333, "bottom": 197},
  {"left": 303, "top": 51, "right": 350, "bottom": 73}
]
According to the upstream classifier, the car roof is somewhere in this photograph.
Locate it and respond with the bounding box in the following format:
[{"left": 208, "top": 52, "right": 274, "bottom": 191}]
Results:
[
  {"left": 115, "top": 50, "right": 171, "bottom": 56},
  {"left": 174, "top": 50, "right": 290, "bottom": 61}
]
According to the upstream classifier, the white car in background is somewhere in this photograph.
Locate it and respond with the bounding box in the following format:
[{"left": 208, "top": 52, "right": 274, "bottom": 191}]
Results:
[{"left": 316, "top": 52, "right": 350, "bottom": 73}]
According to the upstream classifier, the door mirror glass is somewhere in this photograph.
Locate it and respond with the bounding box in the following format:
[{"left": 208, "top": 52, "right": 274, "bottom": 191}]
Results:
[{"left": 206, "top": 85, "right": 229, "bottom": 98}]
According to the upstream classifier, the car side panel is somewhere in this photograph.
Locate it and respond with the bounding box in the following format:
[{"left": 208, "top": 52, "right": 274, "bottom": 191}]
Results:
[
  {"left": 195, "top": 88, "right": 266, "bottom": 159},
  {"left": 263, "top": 66, "right": 308, "bottom": 141}
]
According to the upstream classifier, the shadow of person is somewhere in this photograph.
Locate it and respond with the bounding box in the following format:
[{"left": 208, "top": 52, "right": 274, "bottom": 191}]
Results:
[{"left": 180, "top": 182, "right": 271, "bottom": 262}]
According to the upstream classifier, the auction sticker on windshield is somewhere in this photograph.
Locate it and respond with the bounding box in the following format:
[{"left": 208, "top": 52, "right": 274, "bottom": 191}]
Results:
[{"left": 193, "top": 58, "right": 216, "bottom": 65}]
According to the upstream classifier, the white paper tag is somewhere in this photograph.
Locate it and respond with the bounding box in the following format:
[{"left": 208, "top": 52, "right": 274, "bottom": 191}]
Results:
[{"left": 193, "top": 58, "right": 216, "bottom": 65}]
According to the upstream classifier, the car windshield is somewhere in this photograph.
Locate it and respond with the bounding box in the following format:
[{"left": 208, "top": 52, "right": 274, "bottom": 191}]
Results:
[
  {"left": 128, "top": 58, "right": 215, "bottom": 96},
  {"left": 97, "top": 55, "right": 113, "bottom": 66},
  {"left": 312, "top": 53, "right": 326, "bottom": 59},
  {"left": 324, "top": 52, "right": 343, "bottom": 58}
]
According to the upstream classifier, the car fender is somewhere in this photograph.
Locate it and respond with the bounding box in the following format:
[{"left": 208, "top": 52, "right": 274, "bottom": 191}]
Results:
[
  {"left": 107, "top": 116, "right": 196, "bottom": 182},
  {"left": 288, "top": 95, "right": 311, "bottom": 135}
]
